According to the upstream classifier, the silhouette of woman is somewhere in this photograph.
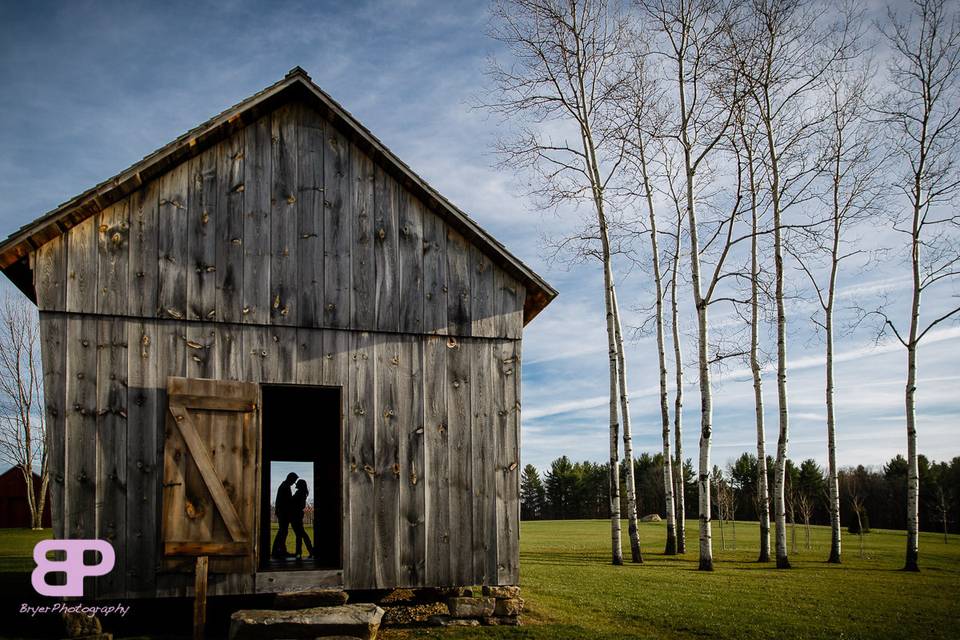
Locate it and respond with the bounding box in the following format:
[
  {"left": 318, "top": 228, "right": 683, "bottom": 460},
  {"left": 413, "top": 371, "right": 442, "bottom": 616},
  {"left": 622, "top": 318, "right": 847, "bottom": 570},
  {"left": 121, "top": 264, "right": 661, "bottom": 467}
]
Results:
[{"left": 291, "top": 478, "right": 314, "bottom": 560}]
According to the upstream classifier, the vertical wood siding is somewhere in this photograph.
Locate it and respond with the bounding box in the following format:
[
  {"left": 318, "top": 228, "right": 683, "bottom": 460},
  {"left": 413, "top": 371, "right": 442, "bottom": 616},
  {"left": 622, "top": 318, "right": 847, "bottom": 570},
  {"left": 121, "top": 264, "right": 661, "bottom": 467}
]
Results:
[{"left": 32, "top": 101, "right": 525, "bottom": 598}]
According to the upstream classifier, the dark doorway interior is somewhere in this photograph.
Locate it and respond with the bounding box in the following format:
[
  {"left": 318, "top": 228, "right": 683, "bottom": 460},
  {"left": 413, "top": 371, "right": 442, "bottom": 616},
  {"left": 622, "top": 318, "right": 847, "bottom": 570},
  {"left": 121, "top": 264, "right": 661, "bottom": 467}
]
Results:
[{"left": 259, "top": 385, "right": 341, "bottom": 571}]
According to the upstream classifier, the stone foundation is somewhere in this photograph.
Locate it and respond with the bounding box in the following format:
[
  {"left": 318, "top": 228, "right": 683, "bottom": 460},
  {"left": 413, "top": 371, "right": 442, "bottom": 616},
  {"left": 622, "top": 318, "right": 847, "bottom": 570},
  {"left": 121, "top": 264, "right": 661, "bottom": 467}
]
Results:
[{"left": 436, "top": 586, "right": 523, "bottom": 626}]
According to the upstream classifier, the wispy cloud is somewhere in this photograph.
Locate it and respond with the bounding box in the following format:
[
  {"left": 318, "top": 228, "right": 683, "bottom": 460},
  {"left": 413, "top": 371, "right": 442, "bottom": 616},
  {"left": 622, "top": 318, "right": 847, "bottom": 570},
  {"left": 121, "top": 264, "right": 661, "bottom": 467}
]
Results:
[{"left": 0, "top": 0, "right": 956, "bottom": 478}]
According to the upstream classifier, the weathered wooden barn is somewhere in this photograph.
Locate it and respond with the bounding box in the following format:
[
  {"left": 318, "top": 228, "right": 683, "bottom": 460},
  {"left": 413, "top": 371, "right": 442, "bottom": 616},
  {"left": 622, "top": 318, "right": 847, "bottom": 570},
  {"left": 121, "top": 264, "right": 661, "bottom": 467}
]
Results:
[{"left": 0, "top": 68, "right": 555, "bottom": 599}]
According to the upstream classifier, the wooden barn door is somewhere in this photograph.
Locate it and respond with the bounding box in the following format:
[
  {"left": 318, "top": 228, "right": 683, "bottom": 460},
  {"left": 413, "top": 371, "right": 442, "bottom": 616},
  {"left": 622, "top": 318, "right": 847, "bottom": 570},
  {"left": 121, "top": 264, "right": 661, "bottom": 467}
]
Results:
[{"left": 161, "top": 377, "right": 260, "bottom": 574}]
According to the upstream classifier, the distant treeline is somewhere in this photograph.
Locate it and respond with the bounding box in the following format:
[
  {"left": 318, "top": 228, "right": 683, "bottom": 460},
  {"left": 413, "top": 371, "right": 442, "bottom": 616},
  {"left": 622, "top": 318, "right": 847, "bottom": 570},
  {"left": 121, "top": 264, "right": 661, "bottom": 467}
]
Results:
[{"left": 521, "top": 453, "right": 960, "bottom": 534}]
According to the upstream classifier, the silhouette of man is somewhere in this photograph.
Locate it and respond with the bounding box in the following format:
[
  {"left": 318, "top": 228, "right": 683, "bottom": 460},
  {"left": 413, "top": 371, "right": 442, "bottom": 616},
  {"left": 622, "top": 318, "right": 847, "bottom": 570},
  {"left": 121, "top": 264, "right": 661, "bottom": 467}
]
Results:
[{"left": 271, "top": 472, "right": 298, "bottom": 559}]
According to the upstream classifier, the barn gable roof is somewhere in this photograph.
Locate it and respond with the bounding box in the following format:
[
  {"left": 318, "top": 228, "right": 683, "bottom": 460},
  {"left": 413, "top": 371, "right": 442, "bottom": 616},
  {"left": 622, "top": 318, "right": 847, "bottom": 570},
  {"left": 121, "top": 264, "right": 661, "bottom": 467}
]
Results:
[{"left": 0, "top": 67, "right": 556, "bottom": 324}]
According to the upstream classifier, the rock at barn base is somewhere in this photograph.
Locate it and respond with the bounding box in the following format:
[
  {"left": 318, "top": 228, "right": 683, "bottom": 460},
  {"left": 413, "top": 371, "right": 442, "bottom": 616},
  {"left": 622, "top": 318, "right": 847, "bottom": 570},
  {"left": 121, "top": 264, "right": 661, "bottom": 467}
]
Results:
[
  {"left": 228, "top": 603, "right": 384, "bottom": 640},
  {"left": 446, "top": 596, "right": 495, "bottom": 618}
]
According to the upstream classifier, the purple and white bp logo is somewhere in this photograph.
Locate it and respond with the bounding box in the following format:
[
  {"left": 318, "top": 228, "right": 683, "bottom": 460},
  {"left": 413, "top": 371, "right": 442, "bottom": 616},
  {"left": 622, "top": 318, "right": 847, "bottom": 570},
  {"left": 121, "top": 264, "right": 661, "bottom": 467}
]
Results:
[{"left": 31, "top": 540, "right": 116, "bottom": 597}]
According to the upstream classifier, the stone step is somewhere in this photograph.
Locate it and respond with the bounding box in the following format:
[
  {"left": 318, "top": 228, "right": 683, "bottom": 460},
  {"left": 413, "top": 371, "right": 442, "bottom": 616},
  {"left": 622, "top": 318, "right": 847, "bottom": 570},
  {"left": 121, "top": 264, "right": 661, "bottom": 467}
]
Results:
[{"left": 229, "top": 603, "right": 384, "bottom": 640}]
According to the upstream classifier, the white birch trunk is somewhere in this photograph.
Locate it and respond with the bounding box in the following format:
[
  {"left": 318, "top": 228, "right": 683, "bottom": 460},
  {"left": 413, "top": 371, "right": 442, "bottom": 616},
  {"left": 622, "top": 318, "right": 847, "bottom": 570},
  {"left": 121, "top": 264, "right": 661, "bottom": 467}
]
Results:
[
  {"left": 904, "top": 173, "right": 922, "bottom": 572},
  {"left": 826, "top": 207, "right": 842, "bottom": 564},
  {"left": 761, "top": 108, "right": 791, "bottom": 570},
  {"left": 640, "top": 142, "right": 677, "bottom": 555},
  {"left": 685, "top": 157, "right": 714, "bottom": 571},
  {"left": 747, "top": 144, "right": 771, "bottom": 562},
  {"left": 602, "top": 226, "right": 624, "bottom": 566},
  {"left": 671, "top": 196, "right": 686, "bottom": 555},
  {"left": 612, "top": 288, "right": 643, "bottom": 562}
]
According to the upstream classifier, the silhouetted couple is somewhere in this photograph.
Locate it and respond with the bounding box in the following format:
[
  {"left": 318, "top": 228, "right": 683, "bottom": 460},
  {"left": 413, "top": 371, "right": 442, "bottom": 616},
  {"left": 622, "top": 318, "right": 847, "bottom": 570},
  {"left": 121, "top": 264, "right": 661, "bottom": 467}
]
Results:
[{"left": 271, "top": 472, "right": 314, "bottom": 560}]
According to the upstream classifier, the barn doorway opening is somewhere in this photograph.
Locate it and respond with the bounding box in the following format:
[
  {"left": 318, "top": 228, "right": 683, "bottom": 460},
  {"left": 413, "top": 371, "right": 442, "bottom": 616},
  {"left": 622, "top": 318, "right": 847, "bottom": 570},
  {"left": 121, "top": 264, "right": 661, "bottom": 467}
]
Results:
[{"left": 259, "top": 385, "right": 342, "bottom": 571}]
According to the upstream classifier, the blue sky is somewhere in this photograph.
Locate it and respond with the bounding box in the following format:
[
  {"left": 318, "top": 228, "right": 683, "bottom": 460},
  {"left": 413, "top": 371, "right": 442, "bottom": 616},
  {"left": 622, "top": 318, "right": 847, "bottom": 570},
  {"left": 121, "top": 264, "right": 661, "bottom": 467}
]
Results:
[{"left": 0, "top": 0, "right": 956, "bottom": 477}]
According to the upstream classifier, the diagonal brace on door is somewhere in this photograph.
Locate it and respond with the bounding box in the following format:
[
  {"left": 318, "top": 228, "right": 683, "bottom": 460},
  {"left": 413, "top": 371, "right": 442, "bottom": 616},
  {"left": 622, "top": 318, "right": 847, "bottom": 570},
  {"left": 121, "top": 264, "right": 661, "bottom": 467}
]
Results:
[{"left": 168, "top": 401, "right": 248, "bottom": 543}]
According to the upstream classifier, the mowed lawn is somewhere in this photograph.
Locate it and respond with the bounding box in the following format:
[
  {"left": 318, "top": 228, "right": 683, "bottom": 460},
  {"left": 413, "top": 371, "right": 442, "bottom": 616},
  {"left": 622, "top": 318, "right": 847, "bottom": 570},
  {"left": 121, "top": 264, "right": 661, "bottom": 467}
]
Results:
[
  {"left": 270, "top": 521, "right": 316, "bottom": 555},
  {"left": 3, "top": 521, "right": 959, "bottom": 639},
  {"left": 385, "top": 519, "right": 960, "bottom": 640},
  {"left": 0, "top": 527, "right": 50, "bottom": 573}
]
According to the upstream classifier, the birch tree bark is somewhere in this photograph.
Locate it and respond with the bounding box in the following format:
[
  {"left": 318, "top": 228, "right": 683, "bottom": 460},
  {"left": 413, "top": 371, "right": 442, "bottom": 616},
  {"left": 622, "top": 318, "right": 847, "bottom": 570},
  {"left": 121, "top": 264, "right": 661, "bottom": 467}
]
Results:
[
  {"left": 729, "top": 0, "right": 857, "bottom": 569},
  {"left": 638, "top": 138, "right": 677, "bottom": 555},
  {"left": 487, "top": 0, "right": 638, "bottom": 565},
  {"left": 790, "top": 65, "right": 883, "bottom": 565},
  {"left": 670, "top": 208, "right": 686, "bottom": 554},
  {"left": 617, "top": 51, "right": 674, "bottom": 557},
  {"left": 642, "top": 0, "right": 744, "bottom": 570},
  {"left": 877, "top": 0, "right": 960, "bottom": 572},
  {"left": 612, "top": 287, "right": 642, "bottom": 562},
  {"left": 740, "top": 119, "right": 772, "bottom": 562}
]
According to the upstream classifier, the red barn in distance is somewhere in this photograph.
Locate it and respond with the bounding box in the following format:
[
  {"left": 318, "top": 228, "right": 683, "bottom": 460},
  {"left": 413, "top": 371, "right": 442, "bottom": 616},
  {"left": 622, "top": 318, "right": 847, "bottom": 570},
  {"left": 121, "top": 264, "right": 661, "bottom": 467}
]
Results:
[{"left": 0, "top": 467, "right": 51, "bottom": 529}]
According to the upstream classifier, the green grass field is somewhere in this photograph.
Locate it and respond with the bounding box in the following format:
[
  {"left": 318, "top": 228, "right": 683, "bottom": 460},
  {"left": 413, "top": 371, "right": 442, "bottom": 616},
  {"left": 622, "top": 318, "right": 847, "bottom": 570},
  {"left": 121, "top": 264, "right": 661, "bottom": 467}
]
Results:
[
  {"left": 0, "top": 527, "right": 49, "bottom": 573},
  {"left": 386, "top": 519, "right": 960, "bottom": 640},
  {"left": 3, "top": 521, "right": 958, "bottom": 639},
  {"left": 269, "top": 521, "right": 315, "bottom": 555}
]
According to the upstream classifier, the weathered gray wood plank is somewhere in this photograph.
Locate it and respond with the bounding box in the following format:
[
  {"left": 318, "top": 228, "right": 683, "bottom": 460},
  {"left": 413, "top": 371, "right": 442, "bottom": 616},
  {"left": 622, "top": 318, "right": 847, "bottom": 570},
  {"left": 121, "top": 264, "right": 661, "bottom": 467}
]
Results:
[
  {"left": 216, "top": 130, "right": 245, "bottom": 323},
  {"left": 351, "top": 149, "right": 375, "bottom": 329},
  {"left": 187, "top": 148, "right": 218, "bottom": 321},
  {"left": 495, "top": 268, "right": 524, "bottom": 340},
  {"left": 322, "top": 329, "right": 351, "bottom": 573},
  {"left": 374, "top": 166, "right": 399, "bottom": 333},
  {"left": 95, "top": 318, "right": 128, "bottom": 598},
  {"left": 446, "top": 228, "right": 471, "bottom": 337},
  {"left": 270, "top": 104, "right": 298, "bottom": 325},
  {"left": 157, "top": 162, "right": 189, "bottom": 320},
  {"left": 297, "top": 106, "right": 324, "bottom": 327},
  {"left": 470, "top": 339, "right": 493, "bottom": 584},
  {"left": 423, "top": 335, "right": 450, "bottom": 586},
  {"left": 295, "top": 326, "right": 324, "bottom": 385},
  {"left": 499, "top": 340, "right": 520, "bottom": 584},
  {"left": 66, "top": 214, "right": 98, "bottom": 313},
  {"left": 470, "top": 245, "right": 496, "bottom": 338},
  {"left": 127, "top": 181, "right": 159, "bottom": 318},
  {"left": 266, "top": 326, "right": 298, "bottom": 383},
  {"left": 374, "top": 334, "right": 400, "bottom": 587},
  {"left": 347, "top": 330, "right": 375, "bottom": 588},
  {"left": 39, "top": 313, "right": 66, "bottom": 540},
  {"left": 446, "top": 336, "right": 472, "bottom": 585},
  {"left": 241, "top": 325, "right": 270, "bottom": 383},
  {"left": 323, "top": 126, "right": 350, "bottom": 328},
  {"left": 186, "top": 322, "right": 217, "bottom": 380},
  {"left": 398, "top": 192, "right": 424, "bottom": 334},
  {"left": 65, "top": 317, "right": 98, "bottom": 541},
  {"left": 126, "top": 319, "right": 159, "bottom": 596},
  {"left": 96, "top": 200, "right": 130, "bottom": 316},
  {"left": 422, "top": 209, "right": 447, "bottom": 335},
  {"left": 215, "top": 323, "right": 243, "bottom": 382},
  {"left": 243, "top": 114, "right": 271, "bottom": 325},
  {"left": 398, "top": 336, "right": 425, "bottom": 585},
  {"left": 35, "top": 234, "right": 66, "bottom": 312}
]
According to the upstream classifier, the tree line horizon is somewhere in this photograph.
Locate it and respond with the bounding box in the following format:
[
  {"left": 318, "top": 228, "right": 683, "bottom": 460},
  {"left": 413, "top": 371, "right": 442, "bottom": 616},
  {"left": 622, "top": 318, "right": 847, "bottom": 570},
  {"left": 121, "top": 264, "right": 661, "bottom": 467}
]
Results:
[
  {"left": 487, "top": 0, "right": 960, "bottom": 572},
  {"left": 519, "top": 453, "right": 959, "bottom": 539}
]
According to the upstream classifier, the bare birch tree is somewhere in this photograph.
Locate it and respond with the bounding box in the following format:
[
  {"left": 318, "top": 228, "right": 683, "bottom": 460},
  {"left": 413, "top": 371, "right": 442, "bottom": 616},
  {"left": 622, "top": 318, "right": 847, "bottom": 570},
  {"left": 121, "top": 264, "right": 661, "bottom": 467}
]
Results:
[
  {"left": 737, "top": 107, "right": 774, "bottom": 562},
  {"left": 668, "top": 174, "right": 687, "bottom": 553},
  {"left": 618, "top": 53, "right": 678, "bottom": 555},
  {"left": 0, "top": 292, "right": 48, "bottom": 529},
  {"left": 487, "top": 0, "right": 642, "bottom": 564},
  {"left": 640, "top": 0, "right": 745, "bottom": 570},
  {"left": 790, "top": 63, "right": 886, "bottom": 564},
  {"left": 729, "top": 0, "right": 856, "bottom": 569},
  {"left": 876, "top": 0, "right": 960, "bottom": 573}
]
